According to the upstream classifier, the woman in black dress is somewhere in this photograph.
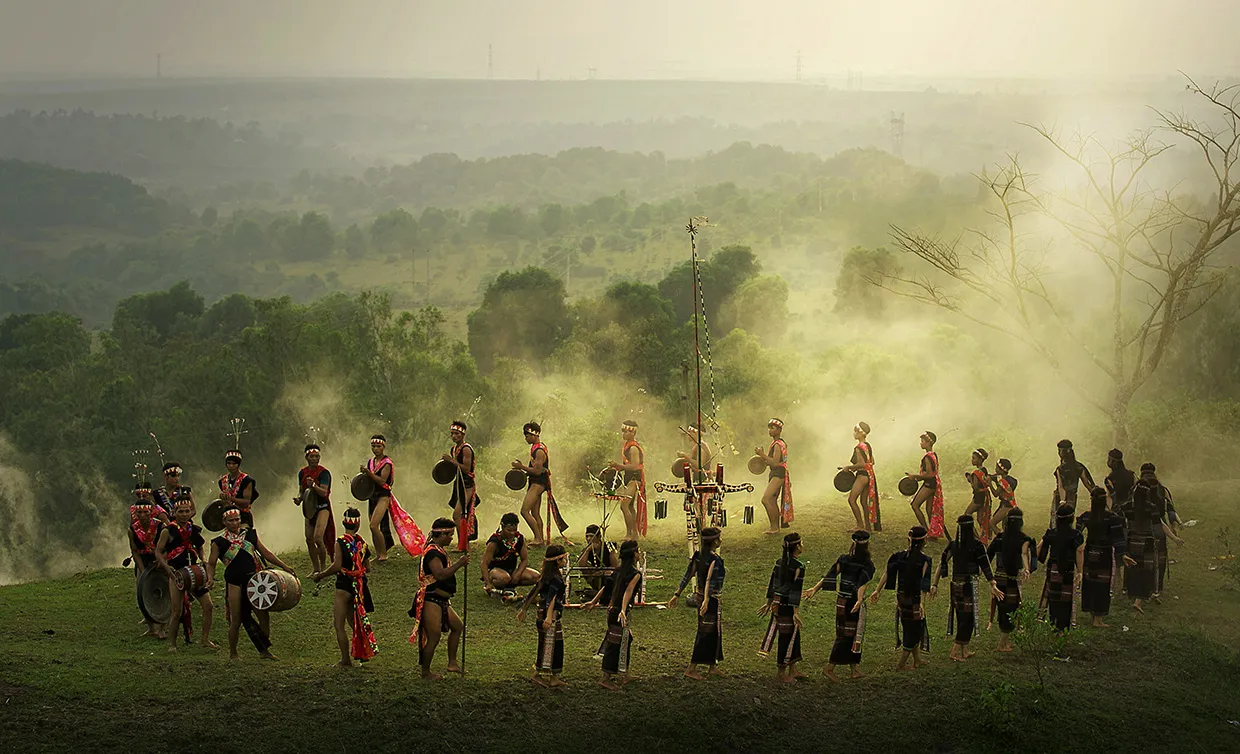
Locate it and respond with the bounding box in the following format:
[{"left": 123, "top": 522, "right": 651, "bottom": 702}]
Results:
[
  {"left": 517, "top": 544, "right": 569, "bottom": 687},
  {"left": 669, "top": 527, "right": 726, "bottom": 680},
  {"left": 804, "top": 530, "right": 875, "bottom": 680},
  {"left": 591, "top": 539, "right": 643, "bottom": 690}
]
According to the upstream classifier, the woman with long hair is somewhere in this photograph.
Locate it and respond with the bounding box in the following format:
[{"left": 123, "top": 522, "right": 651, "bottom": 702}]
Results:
[
  {"left": 804, "top": 530, "right": 875, "bottom": 680},
  {"left": 986, "top": 510, "right": 1036, "bottom": 652},
  {"left": 933, "top": 515, "right": 1000, "bottom": 662},
  {"left": 592, "top": 539, "right": 643, "bottom": 690},
  {"left": 870, "top": 526, "right": 933, "bottom": 670},
  {"left": 670, "top": 527, "right": 725, "bottom": 680},
  {"left": 517, "top": 544, "right": 569, "bottom": 687},
  {"left": 759, "top": 533, "right": 806, "bottom": 683},
  {"left": 1076, "top": 487, "right": 1133, "bottom": 627},
  {"left": 1038, "top": 504, "right": 1085, "bottom": 631}
]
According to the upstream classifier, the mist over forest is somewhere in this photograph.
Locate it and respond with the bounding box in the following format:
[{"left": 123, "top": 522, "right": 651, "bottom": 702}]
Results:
[{"left": 1, "top": 70, "right": 1238, "bottom": 584}]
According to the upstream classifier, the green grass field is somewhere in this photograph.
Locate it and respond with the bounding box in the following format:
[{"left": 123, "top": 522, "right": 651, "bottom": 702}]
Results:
[{"left": 2, "top": 481, "right": 1238, "bottom": 754}]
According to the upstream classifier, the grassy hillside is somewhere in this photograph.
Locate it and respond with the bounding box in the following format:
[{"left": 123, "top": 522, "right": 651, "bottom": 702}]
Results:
[{"left": 1, "top": 481, "right": 1237, "bottom": 753}]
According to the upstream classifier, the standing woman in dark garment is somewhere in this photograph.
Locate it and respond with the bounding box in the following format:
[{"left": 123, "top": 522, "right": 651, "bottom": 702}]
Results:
[
  {"left": 311, "top": 508, "right": 377, "bottom": 667},
  {"left": 1076, "top": 487, "right": 1133, "bottom": 628},
  {"left": 759, "top": 533, "right": 806, "bottom": 683},
  {"left": 410, "top": 519, "right": 470, "bottom": 679},
  {"left": 669, "top": 527, "right": 726, "bottom": 680},
  {"left": 1051, "top": 439, "right": 1095, "bottom": 520},
  {"left": 1105, "top": 449, "right": 1136, "bottom": 512},
  {"left": 1126, "top": 468, "right": 1184, "bottom": 612},
  {"left": 517, "top": 544, "right": 569, "bottom": 687},
  {"left": 841, "top": 422, "right": 880, "bottom": 532},
  {"left": 803, "top": 530, "right": 875, "bottom": 680},
  {"left": 591, "top": 539, "right": 643, "bottom": 690},
  {"left": 987, "top": 510, "right": 1036, "bottom": 652},
  {"left": 870, "top": 526, "right": 933, "bottom": 671},
  {"left": 1038, "top": 504, "right": 1085, "bottom": 631},
  {"left": 206, "top": 505, "right": 294, "bottom": 660},
  {"left": 932, "top": 515, "right": 1000, "bottom": 662},
  {"left": 1141, "top": 463, "right": 1182, "bottom": 599}
]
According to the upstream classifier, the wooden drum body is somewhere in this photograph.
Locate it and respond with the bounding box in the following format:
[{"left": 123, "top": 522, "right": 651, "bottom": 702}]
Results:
[
  {"left": 174, "top": 564, "right": 209, "bottom": 593},
  {"left": 247, "top": 568, "right": 302, "bottom": 612}
]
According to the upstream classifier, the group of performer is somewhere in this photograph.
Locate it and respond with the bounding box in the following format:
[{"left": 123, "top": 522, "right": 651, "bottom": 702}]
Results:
[{"left": 124, "top": 418, "right": 1186, "bottom": 688}]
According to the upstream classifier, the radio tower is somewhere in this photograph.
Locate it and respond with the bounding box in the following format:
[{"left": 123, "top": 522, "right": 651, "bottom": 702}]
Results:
[
  {"left": 487, "top": 44, "right": 493, "bottom": 79},
  {"left": 890, "top": 111, "right": 906, "bottom": 158}
]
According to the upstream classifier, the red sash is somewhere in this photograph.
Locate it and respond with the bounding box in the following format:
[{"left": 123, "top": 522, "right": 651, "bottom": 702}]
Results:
[
  {"left": 622, "top": 439, "right": 648, "bottom": 536},
  {"left": 532, "top": 443, "right": 568, "bottom": 538},
  {"left": 769, "top": 438, "right": 794, "bottom": 524},
  {"left": 219, "top": 472, "right": 252, "bottom": 510},
  {"left": 370, "top": 456, "right": 425, "bottom": 555},
  {"left": 409, "top": 544, "right": 447, "bottom": 648},
  {"left": 927, "top": 452, "right": 945, "bottom": 538},
  {"left": 971, "top": 468, "right": 993, "bottom": 544},
  {"left": 857, "top": 442, "right": 881, "bottom": 531},
  {"left": 341, "top": 533, "right": 377, "bottom": 660},
  {"left": 130, "top": 519, "right": 159, "bottom": 555},
  {"left": 455, "top": 443, "right": 478, "bottom": 547},
  {"left": 299, "top": 465, "right": 337, "bottom": 552}
]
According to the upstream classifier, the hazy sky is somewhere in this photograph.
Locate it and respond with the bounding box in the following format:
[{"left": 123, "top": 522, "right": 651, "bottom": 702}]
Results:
[{"left": 1, "top": 0, "right": 1237, "bottom": 80}]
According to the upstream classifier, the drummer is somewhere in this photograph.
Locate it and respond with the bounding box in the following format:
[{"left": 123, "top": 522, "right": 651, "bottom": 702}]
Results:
[
  {"left": 298, "top": 444, "right": 334, "bottom": 574},
  {"left": 127, "top": 490, "right": 165, "bottom": 638},
  {"left": 206, "top": 505, "right": 293, "bottom": 661},
  {"left": 608, "top": 419, "right": 646, "bottom": 540},
  {"left": 442, "top": 421, "right": 478, "bottom": 551},
  {"left": 361, "top": 434, "right": 395, "bottom": 561},
  {"left": 754, "top": 418, "right": 793, "bottom": 534},
  {"left": 482, "top": 512, "right": 540, "bottom": 596},
  {"left": 576, "top": 523, "right": 619, "bottom": 602},
  {"left": 156, "top": 499, "right": 217, "bottom": 652},
  {"left": 218, "top": 450, "right": 259, "bottom": 528}
]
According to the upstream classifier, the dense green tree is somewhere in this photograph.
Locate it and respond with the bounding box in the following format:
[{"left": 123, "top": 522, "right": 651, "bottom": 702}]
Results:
[
  {"left": 467, "top": 267, "right": 570, "bottom": 373},
  {"left": 833, "top": 246, "right": 900, "bottom": 318}
]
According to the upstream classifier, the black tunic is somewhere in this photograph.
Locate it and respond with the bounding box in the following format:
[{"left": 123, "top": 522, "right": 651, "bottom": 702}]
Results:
[{"left": 212, "top": 528, "right": 263, "bottom": 587}]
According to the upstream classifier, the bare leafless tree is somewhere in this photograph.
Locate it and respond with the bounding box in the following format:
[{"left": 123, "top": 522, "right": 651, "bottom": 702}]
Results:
[{"left": 876, "top": 77, "right": 1240, "bottom": 444}]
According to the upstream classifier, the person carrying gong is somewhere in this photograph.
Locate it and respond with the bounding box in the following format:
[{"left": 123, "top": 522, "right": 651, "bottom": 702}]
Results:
[
  {"left": 753, "top": 418, "right": 793, "bottom": 534},
  {"left": 841, "top": 422, "right": 880, "bottom": 532},
  {"left": 608, "top": 419, "right": 646, "bottom": 540},
  {"left": 443, "top": 420, "right": 479, "bottom": 551},
  {"left": 513, "top": 422, "right": 551, "bottom": 546},
  {"left": 218, "top": 450, "right": 259, "bottom": 529},
  {"left": 361, "top": 434, "right": 395, "bottom": 561},
  {"left": 298, "top": 444, "right": 334, "bottom": 575}
]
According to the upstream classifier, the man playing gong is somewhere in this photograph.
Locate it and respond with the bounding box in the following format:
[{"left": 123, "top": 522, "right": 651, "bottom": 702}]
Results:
[
  {"left": 753, "top": 418, "right": 793, "bottom": 534},
  {"left": 157, "top": 499, "right": 217, "bottom": 652},
  {"left": 361, "top": 434, "right": 395, "bottom": 561},
  {"left": 513, "top": 422, "right": 550, "bottom": 547},
  {"left": 443, "top": 421, "right": 478, "bottom": 550},
  {"left": 298, "top": 443, "right": 334, "bottom": 575},
  {"left": 608, "top": 419, "right": 646, "bottom": 540}
]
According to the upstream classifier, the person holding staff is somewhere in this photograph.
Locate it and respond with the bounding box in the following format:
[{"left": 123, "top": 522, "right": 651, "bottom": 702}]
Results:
[
  {"left": 361, "top": 434, "right": 395, "bottom": 561},
  {"left": 311, "top": 507, "right": 377, "bottom": 667},
  {"left": 753, "top": 418, "right": 793, "bottom": 534}
]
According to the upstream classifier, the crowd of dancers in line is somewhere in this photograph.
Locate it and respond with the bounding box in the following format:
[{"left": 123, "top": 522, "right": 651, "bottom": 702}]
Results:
[{"left": 124, "top": 420, "right": 1185, "bottom": 687}]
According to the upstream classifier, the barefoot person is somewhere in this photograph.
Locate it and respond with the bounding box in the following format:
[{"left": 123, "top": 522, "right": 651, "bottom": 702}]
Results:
[
  {"left": 987, "top": 458, "right": 1019, "bottom": 537},
  {"left": 841, "top": 422, "right": 880, "bottom": 531},
  {"left": 206, "top": 505, "right": 293, "bottom": 660},
  {"left": 1125, "top": 468, "right": 1184, "bottom": 613},
  {"left": 608, "top": 420, "right": 647, "bottom": 540},
  {"left": 128, "top": 491, "right": 165, "bottom": 638},
  {"left": 759, "top": 533, "right": 806, "bottom": 683},
  {"left": 1104, "top": 449, "right": 1136, "bottom": 510},
  {"left": 669, "top": 527, "right": 725, "bottom": 680},
  {"left": 513, "top": 422, "right": 551, "bottom": 546},
  {"left": 905, "top": 431, "right": 943, "bottom": 537},
  {"left": 870, "top": 526, "right": 933, "bottom": 671},
  {"left": 677, "top": 425, "right": 715, "bottom": 526},
  {"left": 156, "top": 499, "right": 216, "bottom": 651},
  {"left": 963, "top": 449, "right": 993, "bottom": 544},
  {"left": 443, "top": 421, "right": 479, "bottom": 550},
  {"left": 482, "top": 513, "right": 540, "bottom": 597},
  {"left": 517, "top": 544, "right": 570, "bottom": 687},
  {"left": 311, "top": 508, "right": 377, "bottom": 667},
  {"left": 410, "top": 519, "right": 469, "bottom": 679},
  {"left": 932, "top": 515, "right": 1000, "bottom": 662},
  {"left": 1038, "top": 504, "right": 1085, "bottom": 631},
  {"left": 803, "top": 530, "right": 875, "bottom": 681},
  {"left": 590, "top": 539, "right": 643, "bottom": 691},
  {"left": 1075, "top": 487, "right": 1132, "bottom": 628},
  {"left": 218, "top": 450, "right": 259, "bottom": 529},
  {"left": 753, "top": 418, "right": 793, "bottom": 533},
  {"left": 298, "top": 444, "right": 334, "bottom": 575},
  {"left": 986, "top": 510, "right": 1036, "bottom": 653},
  {"left": 1141, "top": 463, "right": 1181, "bottom": 599},
  {"left": 361, "top": 435, "right": 395, "bottom": 561}
]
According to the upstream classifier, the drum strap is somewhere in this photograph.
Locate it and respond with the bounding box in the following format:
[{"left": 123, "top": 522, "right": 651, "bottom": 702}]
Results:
[{"left": 222, "top": 533, "right": 264, "bottom": 570}]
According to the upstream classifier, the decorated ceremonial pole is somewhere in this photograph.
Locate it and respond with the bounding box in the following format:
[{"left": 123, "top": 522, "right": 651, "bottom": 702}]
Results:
[{"left": 688, "top": 217, "right": 707, "bottom": 479}]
